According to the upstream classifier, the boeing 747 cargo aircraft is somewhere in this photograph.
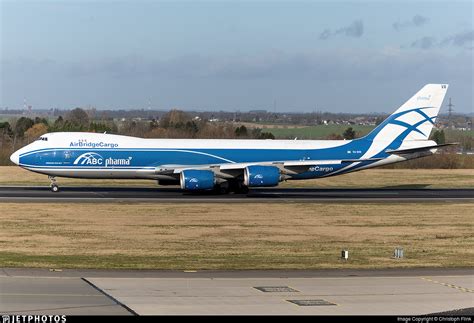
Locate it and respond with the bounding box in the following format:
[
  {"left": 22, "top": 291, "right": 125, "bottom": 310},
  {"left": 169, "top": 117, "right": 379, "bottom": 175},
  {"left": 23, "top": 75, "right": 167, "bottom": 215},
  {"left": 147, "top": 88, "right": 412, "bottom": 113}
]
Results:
[{"left": 10, "top": 84, "right": 452, "bottom": 193}]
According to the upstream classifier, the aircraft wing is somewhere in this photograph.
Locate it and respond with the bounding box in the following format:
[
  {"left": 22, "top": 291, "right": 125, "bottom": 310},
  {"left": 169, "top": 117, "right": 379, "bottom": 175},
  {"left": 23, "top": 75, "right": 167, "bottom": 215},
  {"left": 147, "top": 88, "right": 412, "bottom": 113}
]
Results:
[{"left": 155, "top": 157, "right": 383, "bottom": 178}]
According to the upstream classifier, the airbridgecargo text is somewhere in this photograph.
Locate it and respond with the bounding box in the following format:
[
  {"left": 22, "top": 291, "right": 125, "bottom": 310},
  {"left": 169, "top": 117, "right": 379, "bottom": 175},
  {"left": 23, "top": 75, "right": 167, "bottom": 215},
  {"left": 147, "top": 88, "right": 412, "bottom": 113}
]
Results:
[{"left": 70, "top": 141, "right": 118, "bottom": 148}]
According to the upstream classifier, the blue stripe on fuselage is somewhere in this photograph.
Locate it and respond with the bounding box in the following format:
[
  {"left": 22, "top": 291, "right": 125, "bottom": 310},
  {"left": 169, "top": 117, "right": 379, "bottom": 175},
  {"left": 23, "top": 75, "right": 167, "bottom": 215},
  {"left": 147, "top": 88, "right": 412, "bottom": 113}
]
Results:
[{"left": 19, "top": 139, "right": 375, "bottom": 169}]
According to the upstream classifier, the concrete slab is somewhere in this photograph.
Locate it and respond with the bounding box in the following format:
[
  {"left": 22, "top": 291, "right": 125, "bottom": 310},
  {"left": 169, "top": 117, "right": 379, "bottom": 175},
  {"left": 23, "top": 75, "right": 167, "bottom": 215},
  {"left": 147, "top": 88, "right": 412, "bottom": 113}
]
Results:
[
  {"left": 86, "top": 275, "right": 474, "bottom": 315},
  {"left": 2, "top": 269, "right": 472, "bottom": 315}
]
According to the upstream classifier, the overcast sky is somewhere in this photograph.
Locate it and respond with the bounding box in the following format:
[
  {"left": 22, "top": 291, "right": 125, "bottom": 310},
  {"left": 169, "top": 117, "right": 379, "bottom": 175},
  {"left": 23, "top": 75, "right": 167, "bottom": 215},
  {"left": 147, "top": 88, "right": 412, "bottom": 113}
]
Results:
[{"left": 1, "top": 0, "right": 473, "bottom": 113}]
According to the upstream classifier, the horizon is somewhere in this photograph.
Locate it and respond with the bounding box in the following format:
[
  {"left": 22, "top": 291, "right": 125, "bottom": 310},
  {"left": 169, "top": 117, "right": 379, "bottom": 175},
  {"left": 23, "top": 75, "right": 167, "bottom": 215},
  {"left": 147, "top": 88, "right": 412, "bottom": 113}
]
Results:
[{"left": 0, "top": 106, "right": 472, "bottom": 117}]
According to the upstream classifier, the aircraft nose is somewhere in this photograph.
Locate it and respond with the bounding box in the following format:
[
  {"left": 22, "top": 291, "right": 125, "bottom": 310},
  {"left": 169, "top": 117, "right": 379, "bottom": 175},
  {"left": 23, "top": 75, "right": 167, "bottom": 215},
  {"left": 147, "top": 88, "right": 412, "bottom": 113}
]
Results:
[{"left": 10, "top": 151, "right": 19, "bottom": 165}]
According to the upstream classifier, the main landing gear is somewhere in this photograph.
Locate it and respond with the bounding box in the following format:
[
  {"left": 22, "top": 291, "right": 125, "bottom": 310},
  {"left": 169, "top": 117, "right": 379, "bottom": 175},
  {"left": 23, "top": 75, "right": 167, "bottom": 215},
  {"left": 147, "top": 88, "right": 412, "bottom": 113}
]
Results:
[
  {"left": 214, "top": 180, "right": 249, "bottom": 195},
  {"left": 49, "top": 176, "right": 59, "bottom": 192}
]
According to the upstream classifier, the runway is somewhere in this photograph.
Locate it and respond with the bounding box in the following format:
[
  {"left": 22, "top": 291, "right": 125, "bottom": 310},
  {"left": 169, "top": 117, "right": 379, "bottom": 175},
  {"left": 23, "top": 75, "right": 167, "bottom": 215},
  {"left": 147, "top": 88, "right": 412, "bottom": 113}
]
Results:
[
  {"left": 1, "top": 268, "right": 472, "bottom": 315},
  {"left": 0, "top": 186, "right": 473, "bottom": 203}
]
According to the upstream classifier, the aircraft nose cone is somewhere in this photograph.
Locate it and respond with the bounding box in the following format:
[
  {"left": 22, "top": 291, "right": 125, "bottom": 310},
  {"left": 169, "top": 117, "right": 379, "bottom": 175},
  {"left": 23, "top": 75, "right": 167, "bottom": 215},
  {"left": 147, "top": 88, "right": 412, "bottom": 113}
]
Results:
[{"left": 10, "top": 151, "right": 19, "bottom": 165}]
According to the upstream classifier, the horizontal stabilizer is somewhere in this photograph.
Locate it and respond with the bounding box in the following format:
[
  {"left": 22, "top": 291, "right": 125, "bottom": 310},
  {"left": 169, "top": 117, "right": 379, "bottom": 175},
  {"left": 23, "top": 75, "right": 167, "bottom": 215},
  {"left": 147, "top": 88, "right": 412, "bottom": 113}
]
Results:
[
  {"left": 340, "top": 157, "right": 384, "bottom": 163},
  {"left": 385, "top": 143, "right": 458, "bottom": 155}
]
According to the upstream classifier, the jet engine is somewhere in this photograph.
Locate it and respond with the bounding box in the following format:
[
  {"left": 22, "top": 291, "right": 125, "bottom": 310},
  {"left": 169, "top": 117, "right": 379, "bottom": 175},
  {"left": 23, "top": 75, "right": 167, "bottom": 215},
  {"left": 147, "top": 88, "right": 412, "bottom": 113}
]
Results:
[
  {"left": 180, "top": 169, "right": 216, "bottom": 190},
  {"left": 243, "top": 165, "right": 281, "bottom": 187}
]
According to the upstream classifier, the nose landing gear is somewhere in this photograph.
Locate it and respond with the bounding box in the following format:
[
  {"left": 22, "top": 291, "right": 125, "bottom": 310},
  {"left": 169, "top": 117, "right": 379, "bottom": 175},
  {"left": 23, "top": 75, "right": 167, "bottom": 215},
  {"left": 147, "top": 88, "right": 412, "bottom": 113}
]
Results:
[{"left": 49, "top": 176, "right": 59, "bottom": 192}]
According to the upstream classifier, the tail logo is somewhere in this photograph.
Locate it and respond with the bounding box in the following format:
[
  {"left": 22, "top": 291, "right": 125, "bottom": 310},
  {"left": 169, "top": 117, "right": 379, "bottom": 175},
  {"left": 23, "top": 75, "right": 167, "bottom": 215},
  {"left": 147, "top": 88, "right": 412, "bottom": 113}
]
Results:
[
  {"left": 417, "top": 95, "right": 431, "bottom": 101},
  {"left": 389, "top": 107, "right": 436, "bottom": 138}
]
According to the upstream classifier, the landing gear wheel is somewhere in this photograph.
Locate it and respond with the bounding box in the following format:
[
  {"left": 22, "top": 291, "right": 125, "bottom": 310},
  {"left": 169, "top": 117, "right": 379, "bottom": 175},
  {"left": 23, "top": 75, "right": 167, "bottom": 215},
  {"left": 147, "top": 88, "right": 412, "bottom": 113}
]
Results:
[
  {"left": 48, "top": 176, "right": 59, "bottom": 192},
  {"left": 214, "top": 182, "right": 230, "bottom": 195},
  {"left": 235, "top": 186, "right": 249, "bottom": 194},
  {"left": 228, "top": 180, "right": 249, "bottom": 194}
]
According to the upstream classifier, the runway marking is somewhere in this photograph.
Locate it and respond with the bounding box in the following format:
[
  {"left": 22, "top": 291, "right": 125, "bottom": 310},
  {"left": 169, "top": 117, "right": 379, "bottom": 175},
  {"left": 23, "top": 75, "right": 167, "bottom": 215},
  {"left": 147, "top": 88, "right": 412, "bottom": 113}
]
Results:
[
  {"left": 421, "top": 277, "right": 474, "bottom": 293},
  {"left": 0, "top": 304, "right": 123, "bottom": 315},
  {"left": 2, "top": 293, "right": 104, "bottom": 297},
  {"left": 0, "top": 276, "right": 80, "bottom": 280}
]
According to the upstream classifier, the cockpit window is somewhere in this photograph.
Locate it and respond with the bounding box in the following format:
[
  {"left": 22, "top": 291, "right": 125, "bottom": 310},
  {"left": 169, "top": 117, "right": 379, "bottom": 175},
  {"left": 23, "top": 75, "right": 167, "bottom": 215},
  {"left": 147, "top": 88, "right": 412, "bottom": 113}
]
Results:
[{"left": 36, "top": 136, "right": 48, "bottom": 141}]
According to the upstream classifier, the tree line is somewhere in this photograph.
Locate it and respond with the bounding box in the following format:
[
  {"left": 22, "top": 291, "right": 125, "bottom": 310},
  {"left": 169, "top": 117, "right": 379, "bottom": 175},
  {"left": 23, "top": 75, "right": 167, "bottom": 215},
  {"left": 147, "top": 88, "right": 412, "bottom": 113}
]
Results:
[
  {"left": 0, "top": 108, "right": 277, "bottom": 164},
  {"left": 0, "top": 108, "right": 470, "bottom": 168}
]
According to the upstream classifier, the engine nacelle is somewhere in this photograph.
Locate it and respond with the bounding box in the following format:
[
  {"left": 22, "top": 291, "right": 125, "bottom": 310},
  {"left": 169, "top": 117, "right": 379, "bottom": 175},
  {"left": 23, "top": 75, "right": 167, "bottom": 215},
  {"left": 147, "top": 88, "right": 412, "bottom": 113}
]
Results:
[
  {"left": 180, "top": 169, "right": 215, "bottom": 190},
  {"left": 244, "top": 165, "right": 281, "bottom": 187}
]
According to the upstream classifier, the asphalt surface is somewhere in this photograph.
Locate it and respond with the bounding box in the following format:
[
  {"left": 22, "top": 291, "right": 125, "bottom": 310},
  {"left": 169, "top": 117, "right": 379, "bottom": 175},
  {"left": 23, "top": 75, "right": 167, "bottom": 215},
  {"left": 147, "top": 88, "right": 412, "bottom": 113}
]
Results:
[
  {"left": 2, "top": 267, "right": 472, "bottom": 278},
  {"left": 0, "top": 186, "right": 473, "bottom": 203},
  {"left": 0, "top": 276, "right": 131, "bottom": 315},
  {"left": 1, "top": 268, "right": 472, "bottom": 315}
]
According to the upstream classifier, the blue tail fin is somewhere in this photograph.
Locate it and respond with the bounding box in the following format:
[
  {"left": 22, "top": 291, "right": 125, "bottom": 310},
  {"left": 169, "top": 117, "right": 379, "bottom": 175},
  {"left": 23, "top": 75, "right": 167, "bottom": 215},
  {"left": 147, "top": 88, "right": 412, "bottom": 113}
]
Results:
[{"left": 365, "top": 84, "right": 448, "bottom": 143}]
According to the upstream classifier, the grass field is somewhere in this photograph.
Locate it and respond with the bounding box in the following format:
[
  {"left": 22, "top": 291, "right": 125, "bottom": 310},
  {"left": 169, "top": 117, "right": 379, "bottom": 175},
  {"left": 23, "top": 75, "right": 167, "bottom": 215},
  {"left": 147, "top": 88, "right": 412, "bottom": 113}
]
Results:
[
  {"left": 265, "top": 124, "right": 374, "bottom": 139},
  {"left": 0, "top": 167, "right": 472, "bottom": 270},
  {"left": 0, "top": 167, "right": 472, "bottom": 188},
  {"left": 0, "top": 202, "right": 472, "bottom": 269}
]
